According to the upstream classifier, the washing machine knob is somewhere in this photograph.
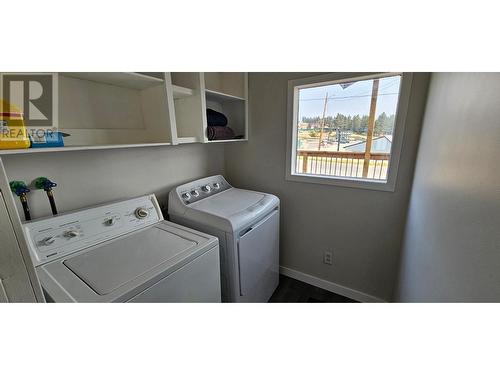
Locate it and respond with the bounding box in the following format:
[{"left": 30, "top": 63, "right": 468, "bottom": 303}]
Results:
[
  {"left": 201, "top": 185, "right": 211, "bottom": 193},
  {"left": 39, "top": 236, "right": 56, "bottom": 246},
  {"left": 181, "top": 192, "right": 191, "bottom": 200},
  {"left": 213, "top": 182, "right": 220, "bottom": 189},
  {"left": 135, "top": 207, "right": 149, "bottom": 219},
  {"left": 190, "top": 190, "right": 200, "bottom": 197},
  {"left": 104, "top": 217, "right": 116, "bottom": 226},
  {"left": 63, "top": 230, "right": 79, "bottom": 238}
]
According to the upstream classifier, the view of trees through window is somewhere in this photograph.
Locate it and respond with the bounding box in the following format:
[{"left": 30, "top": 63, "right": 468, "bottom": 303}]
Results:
[
  {"left": 301, "top": 112, "right": 396, "bottom": 137},
  {"left": 294, "top": 74, "right": 402, "bottom": 181}
]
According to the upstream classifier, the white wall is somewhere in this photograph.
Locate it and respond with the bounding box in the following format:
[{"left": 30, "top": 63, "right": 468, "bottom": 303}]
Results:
[
  {"left": 396, "top": 73, "right": 500, "bottom": 302},
  {"left": 2, "top": 143, "right": 225, "bottom": 219},
  {"left": 225, "top": 73, "right": 430, "bottom": 301}
]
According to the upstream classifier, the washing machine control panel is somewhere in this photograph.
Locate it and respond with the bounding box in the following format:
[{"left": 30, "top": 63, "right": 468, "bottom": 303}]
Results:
[
  {"left": 23, "top": 195, "right": 163, "bottom": 266},
  {"left": 177, "top": 175, "right": 230, "bottom": 204}
]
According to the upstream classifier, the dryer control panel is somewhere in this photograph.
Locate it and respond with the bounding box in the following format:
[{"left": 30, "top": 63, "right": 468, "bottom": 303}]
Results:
[
  {"left": 175, "top": 175, "right": 231, "bottom": 205},
  {"left": 23, "top": 195, "right": 163, "bottom": 266}
]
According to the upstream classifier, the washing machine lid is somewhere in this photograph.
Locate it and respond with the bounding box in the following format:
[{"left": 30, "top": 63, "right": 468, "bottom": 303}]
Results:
[
  {"left": 187, "top": 188, "right": 279, "bottom": 232},
  {"left": 63, "top": 225, "right": 197, "bottom": 295}
]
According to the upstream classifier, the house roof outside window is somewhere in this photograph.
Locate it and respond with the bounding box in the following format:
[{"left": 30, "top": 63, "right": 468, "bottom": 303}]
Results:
[{"left": 344, "top": 135, "right": 393, "bottom": 153}]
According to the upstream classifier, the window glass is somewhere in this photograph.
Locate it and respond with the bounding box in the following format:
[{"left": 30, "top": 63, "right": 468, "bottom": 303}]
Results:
[{"left": 295, "top": 74, "right": 402, "bottom": 181}]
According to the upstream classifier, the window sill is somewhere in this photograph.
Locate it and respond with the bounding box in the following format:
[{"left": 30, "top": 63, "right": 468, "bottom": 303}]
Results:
[{"left": 285, "top": 172, "right": 396, "bottom": 192}]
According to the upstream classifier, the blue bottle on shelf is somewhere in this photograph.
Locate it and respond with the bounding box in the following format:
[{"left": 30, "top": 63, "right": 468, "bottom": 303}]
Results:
[{"left": 29, "top": 130, "right": 66, "bottom": 148}]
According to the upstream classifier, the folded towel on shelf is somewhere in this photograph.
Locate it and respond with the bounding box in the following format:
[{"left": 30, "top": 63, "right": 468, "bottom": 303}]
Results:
[
  {"left": 206, "top": 108, "right": 228, "bottom": 127},
  {"left": 207, "top": 125, "right": 235, "bottom": 141}
]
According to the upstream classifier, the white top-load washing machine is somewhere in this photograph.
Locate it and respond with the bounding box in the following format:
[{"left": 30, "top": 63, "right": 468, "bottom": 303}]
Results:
[
  {"left": 168, "top": 175, "right": 279, "bottom": 302},
  {"left": 23, "top": 195, "right": 221, "bottom": 302}
]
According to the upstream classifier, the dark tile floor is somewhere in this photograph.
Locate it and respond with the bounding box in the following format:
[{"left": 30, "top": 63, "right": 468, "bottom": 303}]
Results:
[{"left": 269, "top": 275, "right": 356, "bottom": 302}]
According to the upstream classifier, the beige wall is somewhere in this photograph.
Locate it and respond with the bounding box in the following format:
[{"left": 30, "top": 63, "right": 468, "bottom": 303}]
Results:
[
  {"left": 2, "top": 143, "right": 225, "bottom": 219},
  {"left": 396, "top": 73, "right": 500, "bottom": 301},
  {"left": 225, "top": 73, "right": 430, "bottom": 301}
]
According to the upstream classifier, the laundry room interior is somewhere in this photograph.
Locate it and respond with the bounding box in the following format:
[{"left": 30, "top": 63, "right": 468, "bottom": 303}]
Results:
[
  {"left": 0, "top": 71, "right": 498, "bottom": 304},
  {"left": 3, "top": 2, "right": 500, "bottom": 373}
]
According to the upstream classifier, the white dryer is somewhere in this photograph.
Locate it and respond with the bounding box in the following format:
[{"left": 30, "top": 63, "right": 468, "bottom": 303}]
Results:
[
  {"left": 23, "top": 195, "right": 221, "bottom": 302},
  {"left": 168, "top": 175, "right": 279, "bottom": 302}
]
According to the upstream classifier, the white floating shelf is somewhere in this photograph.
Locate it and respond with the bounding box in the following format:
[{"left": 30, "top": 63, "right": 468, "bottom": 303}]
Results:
[
  {"left": 177, "top": 136, "right": 200, "bottom": 144},
  {"left": 205, "top": 89, "right": 246, "bottom": 102},
  {"left": 207, "top": 138, "right": 247, "bottom": 143},
  {"left": 172, "top": 85, "right": 194, "bottom": 99},
  {"left": 61, "top": 72, "right": 165, "bottom": 90},
  {"left": 0, "top": 142, "right": 171, "bottom": 155}
]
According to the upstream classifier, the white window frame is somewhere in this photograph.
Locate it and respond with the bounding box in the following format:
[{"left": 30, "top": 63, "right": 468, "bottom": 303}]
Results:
[{"left": 285, "top": 72, "right": 413, "bottom": 192}]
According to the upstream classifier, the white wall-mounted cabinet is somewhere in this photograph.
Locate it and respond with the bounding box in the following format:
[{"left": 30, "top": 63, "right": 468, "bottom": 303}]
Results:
[
  {"left": 58, "top": 72, "right": 176, "bottom": 147},
  {"left": 0, "top": 72, "right": 248, "bottom": 154},
  {"left": 170, "top": 72, "right": 206, "bottom": 144},
  {"left": 203, "top": 72, "right": 248, "bottom": 142},
  {"left": 171, "top": 72, "right": 248, "bottom": 144}
]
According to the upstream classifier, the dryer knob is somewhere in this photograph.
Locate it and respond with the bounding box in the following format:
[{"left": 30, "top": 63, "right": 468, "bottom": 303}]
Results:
[
  {"left": 201, "top": 185, "right": 211, "bottom": 193},
  {"left": 213, "top": 182, "right": 220, "bottom": 189},
  {"left": 181, "top": 192, "right": 191, "bottom": 200}
]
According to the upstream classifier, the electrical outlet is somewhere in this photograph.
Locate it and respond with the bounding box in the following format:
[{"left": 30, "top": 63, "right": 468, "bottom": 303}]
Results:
[{"left": 323, "top": 251, "right": 333, "bottom": 265}]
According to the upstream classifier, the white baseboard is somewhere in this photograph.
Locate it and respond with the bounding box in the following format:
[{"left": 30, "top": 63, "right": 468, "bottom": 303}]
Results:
[{"left": 279, "top": 266, "right": 387, "bottom": 303}]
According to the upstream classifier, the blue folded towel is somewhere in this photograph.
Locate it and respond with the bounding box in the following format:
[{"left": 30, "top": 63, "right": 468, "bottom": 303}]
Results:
[{"left": 206, "top": 109, "right": 228, "bottom": 127}]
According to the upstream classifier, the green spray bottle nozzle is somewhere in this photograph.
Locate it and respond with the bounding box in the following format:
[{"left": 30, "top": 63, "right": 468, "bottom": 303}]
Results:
[
  {"left": 33, "top": 177, "right": 57, "bottom": 191},
  {"left": 9, "top": 180, "right": 30, "bottom": 196}
]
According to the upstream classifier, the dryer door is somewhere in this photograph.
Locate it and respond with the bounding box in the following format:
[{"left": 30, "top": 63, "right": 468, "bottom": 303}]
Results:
[{"left": 237, "top": 209, "right": 279, "bottom": 300}]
